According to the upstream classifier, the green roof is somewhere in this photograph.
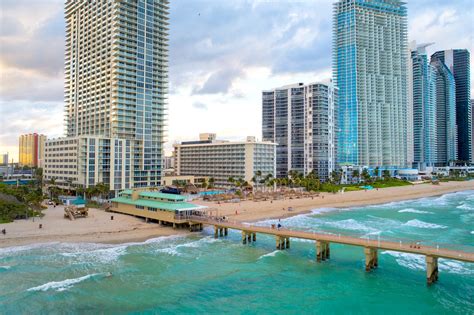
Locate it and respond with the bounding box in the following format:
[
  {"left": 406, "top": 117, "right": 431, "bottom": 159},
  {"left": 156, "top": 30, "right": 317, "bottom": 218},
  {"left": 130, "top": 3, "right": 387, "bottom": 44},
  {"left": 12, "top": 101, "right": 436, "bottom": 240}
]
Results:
[
  {"left": 110, "top": 196, "right": 201, "bottom": 212},
  {"left": 119, "top": 190, "right": 186, "bottom": 201},
  {"left": 139, "top": 191, "right": 186, "bottom": 201}
]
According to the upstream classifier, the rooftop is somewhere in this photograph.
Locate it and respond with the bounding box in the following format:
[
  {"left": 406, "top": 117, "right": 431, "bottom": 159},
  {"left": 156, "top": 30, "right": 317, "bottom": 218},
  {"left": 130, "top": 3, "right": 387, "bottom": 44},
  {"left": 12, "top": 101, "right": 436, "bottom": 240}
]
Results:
[
  {"left": 111, "top": 196, "right": 203, "bottom": 212},
  {"left": 120, "top": 190, "right": 186, "bottom": 201}
]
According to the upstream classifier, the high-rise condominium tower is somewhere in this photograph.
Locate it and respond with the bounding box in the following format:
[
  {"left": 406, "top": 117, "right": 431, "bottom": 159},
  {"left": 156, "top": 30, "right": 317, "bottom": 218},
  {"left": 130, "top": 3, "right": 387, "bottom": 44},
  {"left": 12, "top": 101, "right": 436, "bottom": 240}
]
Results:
[
  {"left": 431, "top": 50, "right": 472, "bottom": 163},
  {"left": 333, "top": 0, "right": 408, "bottom": 167},
  {"left": 408, "top": 42, "right": 437, "bottom": 168},
  {"left": 431, "top": 59, "right": 457, "bottom": 164},
  {"left": 44, "top": 0, "right": 169, "bottom": 192},
  {"left": 262, "top": 82, "right": 338, "bottom": 181},
  {"left": 19, "top": 133, "right": 47, "bottom": 167}
]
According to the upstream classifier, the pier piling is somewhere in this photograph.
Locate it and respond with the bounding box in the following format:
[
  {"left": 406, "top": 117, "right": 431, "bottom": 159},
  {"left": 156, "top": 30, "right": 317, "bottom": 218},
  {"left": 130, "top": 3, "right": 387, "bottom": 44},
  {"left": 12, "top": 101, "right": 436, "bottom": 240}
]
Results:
[
  {"left": 316, "top": 241, "right": 330, "bottom": 262},
  {"left": 364, "top": 247, "right": 378, "bottom": 271},
  {"left": 426, "top": 256, "right": 439, "bottom": 285}
]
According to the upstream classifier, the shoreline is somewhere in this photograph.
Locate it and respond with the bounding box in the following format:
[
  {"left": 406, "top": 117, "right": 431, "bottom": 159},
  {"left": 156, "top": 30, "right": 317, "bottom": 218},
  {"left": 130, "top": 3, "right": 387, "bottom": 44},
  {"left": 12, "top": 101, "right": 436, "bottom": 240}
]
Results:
[
  {"left": 193, "top": 181, "right": 474, "bottom": 223},
  {"left": 1, "top": 181, "right": 472, "bottom": 249},
  {"left": 243, "top": 184, "right": 474, "bottom": 223}
]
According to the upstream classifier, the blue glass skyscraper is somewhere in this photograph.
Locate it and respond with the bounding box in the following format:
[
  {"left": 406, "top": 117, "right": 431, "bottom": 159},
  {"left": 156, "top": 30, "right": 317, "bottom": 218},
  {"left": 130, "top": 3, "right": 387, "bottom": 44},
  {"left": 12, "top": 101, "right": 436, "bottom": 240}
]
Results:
[
  {"left": 431, "top": 49, "right": 472, "bottom": 163},
  {"left": 333, "top": 0, "right": 408, "bottom": 167},
  {"left": 409, "top": 43, "right": 437, "bottom": 168},
  {"left": 431, "top": 59, "right": 458, "bottom": 164}
]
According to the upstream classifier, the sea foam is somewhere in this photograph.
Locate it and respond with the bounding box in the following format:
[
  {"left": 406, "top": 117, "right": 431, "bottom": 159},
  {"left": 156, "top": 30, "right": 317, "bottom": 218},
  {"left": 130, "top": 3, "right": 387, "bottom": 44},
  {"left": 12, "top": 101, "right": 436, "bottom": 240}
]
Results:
[
  {"left": 403, "top": 219, "right": 447, "bottom": 229},
  {"left": 382, "top": 251, "right": 473, "bottom": 275},
  {"left": 27, "top": 273, "right": 99, "bottom": 292},
  {"left": 398, "top": 208, "right": 434, "bottom": 214},
  {"left": 258, "top": 250, "right": 280, "bottom": 260},
  {"left": 457, "top": 203, "right": 474, "bottom": 211}
]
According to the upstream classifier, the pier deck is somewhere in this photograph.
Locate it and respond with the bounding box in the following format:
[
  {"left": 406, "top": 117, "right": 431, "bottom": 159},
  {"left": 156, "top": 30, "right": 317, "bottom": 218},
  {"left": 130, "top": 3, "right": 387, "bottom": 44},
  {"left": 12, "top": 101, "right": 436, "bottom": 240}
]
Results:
[{"left": 189, "top": 216, "right": 474, "bottom": 284}]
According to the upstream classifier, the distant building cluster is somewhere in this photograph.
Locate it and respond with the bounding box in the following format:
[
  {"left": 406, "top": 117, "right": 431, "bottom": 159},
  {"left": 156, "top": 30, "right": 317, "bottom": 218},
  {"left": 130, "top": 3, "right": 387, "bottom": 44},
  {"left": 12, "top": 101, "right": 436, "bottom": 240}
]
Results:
[{"left": 262, "top": 0, "right": 472, "bottom": 180}]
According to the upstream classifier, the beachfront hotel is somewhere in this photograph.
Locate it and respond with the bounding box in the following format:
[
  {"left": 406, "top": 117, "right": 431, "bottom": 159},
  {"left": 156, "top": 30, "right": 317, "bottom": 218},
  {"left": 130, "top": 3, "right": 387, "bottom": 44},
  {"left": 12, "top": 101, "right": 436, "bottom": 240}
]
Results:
[
  {"left": 431, "top": 49, "right": 472, "bottom": 163},
  {"left": 333, "top": 0, "right": 408, "bottom": 168},
  {"left": 44, "top": 0, "right": 169, "bottom": 194},
  {"left": 262, "top": 82, "right": 338, "bottom": 181},
  {"left": 174, "top": 134, "right": 277, "bottom": 187},
  {"left": 19, "top": 133, "right": 47, "bottom": 168}
]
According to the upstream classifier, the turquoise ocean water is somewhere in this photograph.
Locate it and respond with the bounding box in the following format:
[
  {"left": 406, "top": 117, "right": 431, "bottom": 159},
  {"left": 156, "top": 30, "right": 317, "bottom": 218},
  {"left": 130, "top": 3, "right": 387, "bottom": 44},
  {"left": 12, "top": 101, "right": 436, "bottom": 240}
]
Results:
[{"left": 1, "top": 190, "right": 473, "bottom": 314}]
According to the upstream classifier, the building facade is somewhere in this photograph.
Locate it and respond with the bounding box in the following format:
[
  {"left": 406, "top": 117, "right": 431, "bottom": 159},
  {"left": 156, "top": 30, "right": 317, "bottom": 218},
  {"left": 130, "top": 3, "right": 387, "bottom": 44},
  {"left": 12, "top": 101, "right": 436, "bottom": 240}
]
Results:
[
  {"left": 431, "top": 59, "right": 458, "bottom": 165},
  {"left": 19, "top": 133, "right": 46, "bottom": 168},
  {"left": 262, "top": 82, "right": 338, "bottom": 181},
  {"left": 174, "top": 135, "right": 276, "bottom": 187},
  {"left": 1, "top": 153, "right": 8, "bottom": 165},
  {"left": 431, "top": 49, "right": 472, "bottom": 162},
  {"left": 44, "top": 136, "right": 132, "bottom": 191},
  {"left": 409, "top": 42, "right": 437, "bottom": 168},
  {"left": 44, "top": 0, "right": 169, "bottom": 193},
  {"left": 333, "top": 0, "right": 408, "bottom": 168}
]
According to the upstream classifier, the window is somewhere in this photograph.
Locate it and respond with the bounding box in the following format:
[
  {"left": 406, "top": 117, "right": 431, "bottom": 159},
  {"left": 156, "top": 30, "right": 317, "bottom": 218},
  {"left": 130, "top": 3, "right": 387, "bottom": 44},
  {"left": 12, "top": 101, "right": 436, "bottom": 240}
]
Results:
[
  {"left": 148, "top": 207, "right": 157, "bottom": 212},
  {"left": 135, "top": 205, "right": 145, "bottom": 210}
]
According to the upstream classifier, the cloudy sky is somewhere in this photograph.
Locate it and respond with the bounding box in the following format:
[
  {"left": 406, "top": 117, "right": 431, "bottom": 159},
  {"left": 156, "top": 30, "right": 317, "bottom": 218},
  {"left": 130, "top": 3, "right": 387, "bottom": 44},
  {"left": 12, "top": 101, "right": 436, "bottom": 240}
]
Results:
[{"left": 1, "top": 0, "right": 473, "bottom": 162}]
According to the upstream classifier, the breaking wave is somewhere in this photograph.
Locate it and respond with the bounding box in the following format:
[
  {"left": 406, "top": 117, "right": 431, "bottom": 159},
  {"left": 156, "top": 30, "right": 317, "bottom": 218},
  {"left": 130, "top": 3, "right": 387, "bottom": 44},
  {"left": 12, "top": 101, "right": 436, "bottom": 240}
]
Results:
[
  {"left": 27, "top": 273, "right": 99, "bottom": 292},
  {"left": 382, "top": 251, "right": 473, "bottom": 275},
  {"left": 403, "top": 219, "right": 447, "bottom": 229},
  {"left": 258, "top": 250, "right": 280, "bottom": 260},
  {"left": 398, "top": 208, "right": 434, "bottom": 214}
]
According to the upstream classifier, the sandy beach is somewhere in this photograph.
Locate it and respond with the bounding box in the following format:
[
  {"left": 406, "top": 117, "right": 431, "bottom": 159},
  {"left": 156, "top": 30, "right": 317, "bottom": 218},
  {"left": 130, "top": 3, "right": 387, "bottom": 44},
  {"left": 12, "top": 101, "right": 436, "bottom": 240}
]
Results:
[
  {"left": 1, "top": 180, "right": 472, "bottom": 248},
  {"left": 194, "top": 180, "right": 474, "bottom": 222},
  {"left": 0, "top": 204, "right": 187, "bottom": 248}
]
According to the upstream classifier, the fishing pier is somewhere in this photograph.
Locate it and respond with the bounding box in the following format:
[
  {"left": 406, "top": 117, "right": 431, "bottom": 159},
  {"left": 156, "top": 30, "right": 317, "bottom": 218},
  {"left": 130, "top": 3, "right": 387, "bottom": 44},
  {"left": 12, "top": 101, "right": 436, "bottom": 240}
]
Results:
[{"left": 189, "top": 216, "right": 474, "bottom": 285}]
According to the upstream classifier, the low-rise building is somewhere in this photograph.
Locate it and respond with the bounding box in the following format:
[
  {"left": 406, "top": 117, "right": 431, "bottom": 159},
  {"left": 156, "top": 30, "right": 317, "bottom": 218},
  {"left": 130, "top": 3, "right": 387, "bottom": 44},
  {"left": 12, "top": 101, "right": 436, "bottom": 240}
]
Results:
[
  {"left": 44, "top": 136, "right": 133, "bottom": 194},
  {"left": 174, "top": 134, "right": 277, "bottom": 187},
  {"left": 110, "top": 190, "right": 205, "bottom": 228},
  {"left": 161, "top": 175, "right": 208, "bottom": 187}
]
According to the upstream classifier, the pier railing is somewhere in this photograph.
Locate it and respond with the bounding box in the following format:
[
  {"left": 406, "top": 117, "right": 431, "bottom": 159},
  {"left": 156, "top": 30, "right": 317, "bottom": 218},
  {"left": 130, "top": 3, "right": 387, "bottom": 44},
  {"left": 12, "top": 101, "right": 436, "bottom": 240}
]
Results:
[{"left": 186, "top": 215, "right": 474, "bottom": 260}]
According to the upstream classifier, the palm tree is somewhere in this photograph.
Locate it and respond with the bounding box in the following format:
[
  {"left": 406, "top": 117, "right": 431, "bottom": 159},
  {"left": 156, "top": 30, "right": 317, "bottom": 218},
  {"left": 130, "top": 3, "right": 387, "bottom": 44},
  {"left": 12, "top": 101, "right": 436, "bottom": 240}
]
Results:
[
  {"left": 227, "top": 176, "right": 235, "bottom": 188},
  {"left": 382, "top": 170, "right": 391, "bottom": 180},
  {"left": 330, "top": 169, "right": 341, "bottom": 185},
  {"left": 208, "top": 177, "right": 215, "bottom": 189},
  {"left": 66, "top": 178, "right": 74, "bottom": 194},
  {"left": 352, "top": 169, "right": 360, "bottom": 184},
  {"left": 95, "top": 182, "right": 110, "bottom": 201},
  {"left": 374, "top": 167, "right": 380, "bottom": 179},
  {"left": 361, "top": 169, "right": 371, "bottom": 183},
  {"left": 34, "top": 167, "right": 43, "bottom": 189}
]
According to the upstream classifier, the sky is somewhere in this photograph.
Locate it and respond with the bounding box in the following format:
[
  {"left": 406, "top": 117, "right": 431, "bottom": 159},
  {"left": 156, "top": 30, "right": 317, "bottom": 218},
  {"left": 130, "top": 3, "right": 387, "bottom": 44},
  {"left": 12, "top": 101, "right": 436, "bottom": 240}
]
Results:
[{"left": 0, "top": 0, "right": 473, "bottom": 162}]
